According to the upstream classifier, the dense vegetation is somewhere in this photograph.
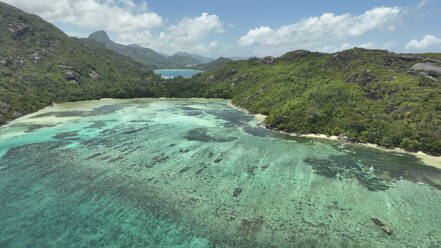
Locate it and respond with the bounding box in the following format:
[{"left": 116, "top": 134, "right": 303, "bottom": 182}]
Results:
[
  {"left": 89, "top": 31, "right": 203, "bottom": 69},
  {"left": 181, "top": 50, "right": 441, "bottom": 155},
  {"left": 0, "top": 2, "right": 162, "bottom": 124},
  {"left": 1, "top": 2, "right": 440, "bottom": 155}
]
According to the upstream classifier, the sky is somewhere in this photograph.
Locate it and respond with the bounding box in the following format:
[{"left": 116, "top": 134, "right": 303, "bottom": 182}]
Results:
[{"left": 4, "top": 0, "right": 441, "bottom": 58}]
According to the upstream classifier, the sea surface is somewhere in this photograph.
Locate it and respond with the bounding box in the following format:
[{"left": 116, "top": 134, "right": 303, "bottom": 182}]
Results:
[
  {"left": 154, "top": 69, "right": 203, "bottom": 79},
  {"left": 1, "top": 99, "right": 441, "bottom": 248}
]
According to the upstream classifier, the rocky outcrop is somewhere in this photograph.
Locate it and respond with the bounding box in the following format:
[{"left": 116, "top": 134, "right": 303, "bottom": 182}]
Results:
[
  {"left": 0, "top": 59, "right": 13, "bottom": 67},
  {"left": 261, "top": 56, "right": 276, "bottom": 64},
  {"left": 338, "top": 133, "right": 350, "bottom": 142},
  {"left": 411, "top": 63, "right": 441, "bottom": 77},
  {"left": 0, "top": 101, "right": 11, "bottom": 112},
  {"left": 8, "top": 19, "right": 32, "bottom": 39},
  {"left": 346, "top": 69, "right": 378, "bottom": 87},
  {"left": 58, "top": 64, "right": 72, "bottom": 70},
  {"left": 65, "top": 71, "right": 80, "bottom": 82},
  {"left": 279, "top": 50, "right": 311, "bottom": 62},
  {"left": 89, "top": 70, "right": 101, "bottom": 81}
]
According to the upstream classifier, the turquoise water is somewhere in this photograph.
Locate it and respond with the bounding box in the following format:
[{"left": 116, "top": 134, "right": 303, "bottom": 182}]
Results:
[
  {"left": 154, "top": 69, "right": 203, "bottom": 79},
  {"left": 1, "top": 99, "right": 441, "bottom": 247}
]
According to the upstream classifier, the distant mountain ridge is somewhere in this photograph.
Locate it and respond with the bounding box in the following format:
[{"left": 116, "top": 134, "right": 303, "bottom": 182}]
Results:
[
  {"left": 175, "top": 52, "right": 214, "bottom": 64},
  {"left": 189, "top": 57, "right": 233, "bottom": 71},
  {"left": 88, "top": 30, "right": 203, "bottom": 69}
]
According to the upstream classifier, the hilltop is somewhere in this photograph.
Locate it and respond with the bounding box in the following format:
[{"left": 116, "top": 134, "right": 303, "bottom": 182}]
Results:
[
  {"left": 1, "top": 2, "right": 440, "bottom": 155},
  {"left": 0, "top": 2, "right": 161, "bottom": 124},
  {"left": 181, "top": 49, "right": 441, "bottom": 155},
  {"left": 88, "top": 30, "right": 203, "bottom": 69}
]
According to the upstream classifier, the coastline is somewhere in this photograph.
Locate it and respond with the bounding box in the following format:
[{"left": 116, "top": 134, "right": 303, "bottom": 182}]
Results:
[
  {"left": 228, "top": 102, "right": 441, "bottom": 170},
  {"left": 2, "top": 97, "right": 440, "bottom": 170}
]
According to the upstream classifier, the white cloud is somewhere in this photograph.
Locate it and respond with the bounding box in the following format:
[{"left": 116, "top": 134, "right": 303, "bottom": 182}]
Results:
[
  {"left": 238, "top": 6, "right": 401, "bottom": 56},
  {"left": 116, "top": 13, "right": 224, "bottom": 55},
  {"left": 405, "top": 35, "right": 441, "bottom": 51},
  {"left": 416, "top": 0, "right": 431, "bottom": 10},
  {"left": 3, "top": 0, "right": 163, "bottom": 32}
]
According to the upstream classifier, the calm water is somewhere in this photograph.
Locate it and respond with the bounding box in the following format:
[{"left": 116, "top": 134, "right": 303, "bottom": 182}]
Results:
[
  {"left": 1, "top": 99, "right": 441, "bottom": 248},
  {"left": 154, "top": 69, "right": 203, "bottom": 79}
]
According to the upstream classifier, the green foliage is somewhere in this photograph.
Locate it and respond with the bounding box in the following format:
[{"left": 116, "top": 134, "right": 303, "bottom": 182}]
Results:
[
  {"left": 1, "top": 2, "right": 440, "bottom": 156},
  {"left": 187, "top": 48, "right": 441, "bottom": 155}
]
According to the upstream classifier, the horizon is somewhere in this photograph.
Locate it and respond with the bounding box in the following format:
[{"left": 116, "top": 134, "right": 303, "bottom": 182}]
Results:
[{"left": 3, "top": 0, "right": 441, "bottom": 58}]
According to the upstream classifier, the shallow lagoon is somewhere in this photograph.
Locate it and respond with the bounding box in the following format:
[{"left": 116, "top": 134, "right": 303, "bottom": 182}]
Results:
[{"left": 1, "top": 99, "right": 441, "bottom": 247}]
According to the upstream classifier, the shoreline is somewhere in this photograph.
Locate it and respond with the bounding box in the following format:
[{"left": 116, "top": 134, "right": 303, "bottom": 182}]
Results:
[
  {"left": 2, "top": 97, "right": 440, "bottom": 170},
  {"left": 229, "top": 102, "right": 441, "bottom": 170}
]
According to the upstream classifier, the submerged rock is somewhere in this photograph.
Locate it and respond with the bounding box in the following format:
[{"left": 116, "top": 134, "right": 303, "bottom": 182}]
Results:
[
  {"left": 371, "top": 218, "right": 385, "bottom": 226},
  {"left": 382, "top": 226, "right": 393, "bottom": 235}
]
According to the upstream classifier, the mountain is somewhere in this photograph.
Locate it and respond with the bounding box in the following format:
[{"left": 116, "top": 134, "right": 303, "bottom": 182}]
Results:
[
  {"left": 175, "top": 52, "right": 214, "bottom": 63},
  {"left": 179, "top": 49, "right": 441, "bottom": 155},
  {"left": 0, "top": 2, "right": 161, "bottom": 124},
  {"left": 2, "top": 2, "right": 441, "bottom": 155},
  {"left": 88, "top": 31, "right": 203, "bottom": 69},
  {"left": 189, "top": 57, "right": 233, "bottom": 71}
]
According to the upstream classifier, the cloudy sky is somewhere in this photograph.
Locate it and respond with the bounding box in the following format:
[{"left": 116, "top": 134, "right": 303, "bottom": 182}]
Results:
[{"left": 4, "top": 0, "right": 441, "bottom": 58}]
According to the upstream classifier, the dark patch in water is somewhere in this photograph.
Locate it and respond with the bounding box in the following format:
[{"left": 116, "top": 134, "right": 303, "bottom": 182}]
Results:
[
  {"left": 303, "top": 157, "right": 390, "bottom": 191},
  {"left": 304, "top": 148, "right": 441, "bottom": 191},
  {"left": 242, "top": 126, "right": 269, "bottom": 137},
  {"left": 186, "top": 111, "right": 203, "bottom": 116},
  {"left": 178, "top": 166, "right": 191, "bottom": 174},
  {"left": 233, "top": 188, "right": 242, "bottom": 198},
  {"left": 86, "top": 120, "right": 109, "bottom": 129},
  {"left": 108, "top": 156, "right": 124, "bottom": 163},
  {"left": 52, "top": 131, "right": 79, "bottom": 140},
  {"left": 123, "top": 126, "right": 149, "bottom": 135},
  {"left": 184, "top": 128, "right": 236, "bottom": 143},
  {"left": 181, "top": 107, "right": 200, "bottom": 111},
  {"left": 206, "top": 106, "right": 254, "bottom": 127},
  {"left": 246, "top": 166, "right": 258, "bottom": 176},
  {"left": 85, "top": 153, "right": 102, "bottom": 160}
]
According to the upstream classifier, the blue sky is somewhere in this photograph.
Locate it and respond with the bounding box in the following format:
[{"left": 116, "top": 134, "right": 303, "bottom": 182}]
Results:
[{"left": 4, "top": 0, "right": 441, "bottom": 57}]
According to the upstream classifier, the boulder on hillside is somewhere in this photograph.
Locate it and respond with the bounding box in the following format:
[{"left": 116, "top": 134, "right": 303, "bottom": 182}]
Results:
[
  {"left": 65, "top": 71, "right": 80, "bottom": 81},
  {"left": 411, "top": 63, "right": 441, "bottom": 77},
  {"left": 89, "top": 70, "right": 101, "bottom": 81},
  {"left": 0, "top": 101, "right": 11, "bottom": 112},
  {"left": 261, "top": 56, "right": 276, "bottom": 64}
]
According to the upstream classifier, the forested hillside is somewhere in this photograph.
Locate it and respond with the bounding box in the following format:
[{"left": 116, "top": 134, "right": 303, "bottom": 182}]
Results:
[
  {"left": 182, "top": 49, "right": 441, "bottom": 155},
  {"left": 1, "top": 1, "right": 440, "bottom": 155},
  {"left": 0, "top": 2, "right": 161, "bottom": 124}
]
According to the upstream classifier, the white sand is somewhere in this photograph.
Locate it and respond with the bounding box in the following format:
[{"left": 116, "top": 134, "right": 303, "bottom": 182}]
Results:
[{"left": 229, "top": 102, "right": 441, "bottom": 170}]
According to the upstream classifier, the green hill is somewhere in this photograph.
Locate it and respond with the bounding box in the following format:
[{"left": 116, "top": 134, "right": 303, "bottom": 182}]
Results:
[
  {"left": 0, "top": 2, "right": 161, "bottom": 124},
  {"left": 88, "top": 30, "right": 202, "bottom": 69},
  {"left": 1, "top": 2, "right": 441, "bottom": 155},
  {"left": 189, "top": 57, "right": 233, "bottom": 71},
  {"left": 181, "top": 49, "right": 441, "bottom": 155}
]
